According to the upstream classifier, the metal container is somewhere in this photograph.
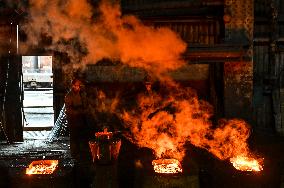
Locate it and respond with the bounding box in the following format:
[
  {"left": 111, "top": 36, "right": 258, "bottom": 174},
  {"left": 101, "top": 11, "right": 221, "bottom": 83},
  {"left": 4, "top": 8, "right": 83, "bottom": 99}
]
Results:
[{"left": 89, "top": 130, "right": 121, "bottom": 165}]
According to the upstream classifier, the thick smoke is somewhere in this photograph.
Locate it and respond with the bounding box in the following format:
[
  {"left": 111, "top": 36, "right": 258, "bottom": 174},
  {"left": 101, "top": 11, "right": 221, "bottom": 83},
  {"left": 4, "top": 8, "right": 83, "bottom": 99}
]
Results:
[
  {"left": 24, "top": 0, "right": 256, "bottom": 162},
  {"left": 24, "top": 0, "right": 186, "bottom": 77}
]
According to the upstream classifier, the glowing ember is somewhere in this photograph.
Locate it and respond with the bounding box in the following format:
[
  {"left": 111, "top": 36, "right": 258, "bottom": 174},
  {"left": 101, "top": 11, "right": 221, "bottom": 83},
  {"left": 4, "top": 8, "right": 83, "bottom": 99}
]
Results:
[
  {"left": 230, "top": 156, "right": 263, "bottom": 172},
  {"left": 26, "top": 160, "right": 58, "bottom": 175},
  {"left": 152, "top": 159, "right": 182, "bottom": 174}
]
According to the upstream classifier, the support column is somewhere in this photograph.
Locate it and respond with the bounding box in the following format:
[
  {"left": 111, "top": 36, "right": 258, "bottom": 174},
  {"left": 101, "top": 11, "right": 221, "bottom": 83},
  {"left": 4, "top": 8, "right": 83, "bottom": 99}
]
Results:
[{"left": 223, "top": 0, "right": 254, "bottom": 124}]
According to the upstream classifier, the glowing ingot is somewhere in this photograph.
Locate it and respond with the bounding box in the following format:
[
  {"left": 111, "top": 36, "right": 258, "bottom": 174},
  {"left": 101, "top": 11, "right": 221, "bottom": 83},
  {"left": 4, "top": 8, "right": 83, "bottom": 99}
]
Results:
[
  {"left": 152, "top": 159, "right": 182, "bottom": 174},
  {"left": 26, "top": 160, "right": 58, "bottom": 175}
]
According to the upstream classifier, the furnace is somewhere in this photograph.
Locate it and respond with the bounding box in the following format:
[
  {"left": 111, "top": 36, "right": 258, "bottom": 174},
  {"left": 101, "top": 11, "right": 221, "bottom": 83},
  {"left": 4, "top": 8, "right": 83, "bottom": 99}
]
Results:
[{"left": 0, "top": 0, "right": 284, "bottom": 188}]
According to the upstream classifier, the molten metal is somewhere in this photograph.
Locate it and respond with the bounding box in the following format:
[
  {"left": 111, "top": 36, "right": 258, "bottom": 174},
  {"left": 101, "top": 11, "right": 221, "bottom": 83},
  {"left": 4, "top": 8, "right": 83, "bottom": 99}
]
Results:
[
  {"left": 95, "top": 128, "right": 112, "bottom": 139},
  {"left": 152, "top": 159, "right": 182, "bottom": 174},
  {"left": 230, "top": 156, "right": 263, "bottom": 172},
  {"left": 26, "top": 160, "right": 58, "bottom": 175}
]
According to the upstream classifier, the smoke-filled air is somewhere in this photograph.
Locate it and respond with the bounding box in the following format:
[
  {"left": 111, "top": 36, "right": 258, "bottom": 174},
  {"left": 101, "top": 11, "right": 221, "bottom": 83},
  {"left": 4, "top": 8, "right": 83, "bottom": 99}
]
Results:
[
  {"left": 24, "top": 0, "right": 261, "bottom": 167},
  {"left": 24, "top": 0, "right": 186, "bottom": 75}
]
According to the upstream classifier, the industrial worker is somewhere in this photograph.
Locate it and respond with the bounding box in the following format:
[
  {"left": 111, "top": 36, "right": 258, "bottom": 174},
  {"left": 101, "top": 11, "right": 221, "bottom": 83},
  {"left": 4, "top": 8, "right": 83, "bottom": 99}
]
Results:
[
  {"left": 138, "top": 75, "right": 163, "bottom": 120},
  {"left": 64, "top": 77, "right": 93, "bottom": 187},
  {"left": 117, "top": 75, "right": 159, "bottom": 187},
  {"left": 65, "top": 78, "right": 90, "bottom": 158}
]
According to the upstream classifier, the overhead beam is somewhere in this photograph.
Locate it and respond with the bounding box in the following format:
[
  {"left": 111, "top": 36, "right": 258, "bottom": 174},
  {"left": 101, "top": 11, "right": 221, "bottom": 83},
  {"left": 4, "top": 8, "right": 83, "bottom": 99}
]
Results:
[{"left": 183, "top": 44, "right": 250, "bottom": 63}]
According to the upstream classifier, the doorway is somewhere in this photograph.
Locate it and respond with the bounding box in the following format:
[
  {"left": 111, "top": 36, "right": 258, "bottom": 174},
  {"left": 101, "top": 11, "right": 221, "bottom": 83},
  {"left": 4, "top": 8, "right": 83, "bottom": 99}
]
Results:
[{"left": 22, "top": 56, "right": 54, "bottom": 139}]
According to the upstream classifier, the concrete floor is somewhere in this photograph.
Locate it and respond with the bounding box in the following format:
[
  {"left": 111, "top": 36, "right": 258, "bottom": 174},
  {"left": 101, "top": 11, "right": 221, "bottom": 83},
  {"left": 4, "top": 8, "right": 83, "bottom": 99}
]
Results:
[
  {"left": 22, "top": 89, "right": 55, "bottom": 140},
  {"left": 23, "top": 89, "right": 54, "bottom": 128}
]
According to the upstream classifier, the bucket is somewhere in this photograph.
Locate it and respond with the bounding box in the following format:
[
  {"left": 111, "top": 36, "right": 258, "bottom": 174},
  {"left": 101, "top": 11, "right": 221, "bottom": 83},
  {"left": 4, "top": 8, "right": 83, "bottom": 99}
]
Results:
[{"left": 89, "top": 129, "right": 121, "bottom": 165}]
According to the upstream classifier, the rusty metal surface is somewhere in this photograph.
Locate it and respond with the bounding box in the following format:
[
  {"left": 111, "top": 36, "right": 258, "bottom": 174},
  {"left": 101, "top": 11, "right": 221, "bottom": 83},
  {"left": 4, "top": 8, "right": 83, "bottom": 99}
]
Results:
[
  {"left": 121, "top": 0, "right": 223, "bottom": 16},
  {"left": 223, "top": 62, "right": 253, "bottom": 123},
  {"left": 224, "top": 0, "right": 254, "bottom": 58},
  {"left": 253, "top": 0, "right": 284, "bottom": 134},
  {"left": 121, "top": 0, "right": 223, "bottom": 47},
  {"left": 222, "top": 0, "right": 254, "bottom": 123},
  {"left": 143, "top": 17, "right": 221, "bottom": 46},
  {"left": 183, "top": 44, "right": 251, "bottom": 62}
]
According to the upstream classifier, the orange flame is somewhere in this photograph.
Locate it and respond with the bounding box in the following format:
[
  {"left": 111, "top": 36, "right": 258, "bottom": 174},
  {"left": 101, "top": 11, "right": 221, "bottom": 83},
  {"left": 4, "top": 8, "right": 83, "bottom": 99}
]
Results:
[
  {"left": 230, "top": 156, "right": 263, "bottom": 172},
  {"left": 26, "top": 160, "right": 58, "bottom": 175},
  {"left": 152, "top": 159, "right": 182, "bottom": 174},
  {"left": 26, "top": 0, "right": 263, "bottom": 169},
  {"left": 121, "top": 84, "right": 262, "bottom": 166}
]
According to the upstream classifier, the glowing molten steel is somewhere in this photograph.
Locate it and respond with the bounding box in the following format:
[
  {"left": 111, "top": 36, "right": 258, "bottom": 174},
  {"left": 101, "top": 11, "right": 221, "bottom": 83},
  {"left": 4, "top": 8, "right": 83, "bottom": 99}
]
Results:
[
  {"left": 230, "top": 156, "right": 263, "bottom": 172},
  {"left": 152, "top": 159, "right": 182, "bottom": 174},
  {"left": 26, "top": 160, "right": 58, "bottom": 175}
]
